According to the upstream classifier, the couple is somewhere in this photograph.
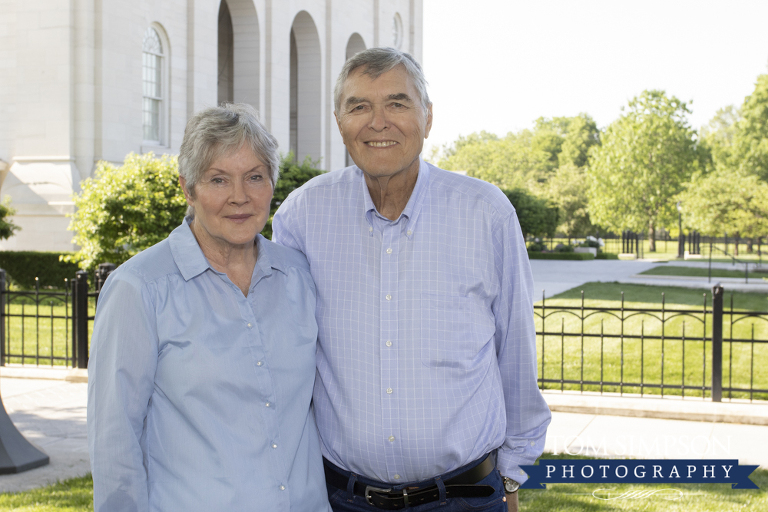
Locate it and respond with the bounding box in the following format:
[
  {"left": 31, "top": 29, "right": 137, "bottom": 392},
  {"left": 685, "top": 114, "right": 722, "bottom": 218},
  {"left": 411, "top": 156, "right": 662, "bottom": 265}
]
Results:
[{"left": 88, "top": 47, "right": 551, "bottom": 512}]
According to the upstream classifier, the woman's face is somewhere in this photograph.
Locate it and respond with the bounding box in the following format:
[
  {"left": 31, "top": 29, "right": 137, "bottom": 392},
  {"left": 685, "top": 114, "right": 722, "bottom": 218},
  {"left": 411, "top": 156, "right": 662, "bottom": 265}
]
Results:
[{"left": 181, "top": 144, "right": 273, "bottom": 252}]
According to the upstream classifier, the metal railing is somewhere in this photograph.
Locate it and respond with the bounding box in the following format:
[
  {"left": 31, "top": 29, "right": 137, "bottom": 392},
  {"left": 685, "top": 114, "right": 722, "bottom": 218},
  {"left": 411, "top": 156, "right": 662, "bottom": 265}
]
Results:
[
  {"left": 0, "top": 266, "right": 113, "bottom": 369},
  {"left": 536, "top": 285, "right": 768, "bottom": 402}
]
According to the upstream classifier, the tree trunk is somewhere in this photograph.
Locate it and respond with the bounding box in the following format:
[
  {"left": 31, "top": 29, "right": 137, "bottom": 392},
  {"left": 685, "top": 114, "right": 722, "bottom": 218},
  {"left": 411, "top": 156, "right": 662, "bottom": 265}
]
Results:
[
  {"left": 734, "top": 233, "right": 740, "bottom": 257},
  {"left": 649, "top": 223, "right": 656, "bottom": 252},
  {"left": 747, "top": 238, "right": 754, "bottom": 254}
]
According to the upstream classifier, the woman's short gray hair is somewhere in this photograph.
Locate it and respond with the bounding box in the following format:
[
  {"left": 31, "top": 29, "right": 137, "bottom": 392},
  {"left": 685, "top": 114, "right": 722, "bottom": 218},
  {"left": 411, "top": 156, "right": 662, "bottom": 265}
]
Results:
[
  {"left": 179, "top": 103, "right": 279, "bottom": 215},
  {"left": 333, "top": 47, "right": 431, "bottom": 116}
]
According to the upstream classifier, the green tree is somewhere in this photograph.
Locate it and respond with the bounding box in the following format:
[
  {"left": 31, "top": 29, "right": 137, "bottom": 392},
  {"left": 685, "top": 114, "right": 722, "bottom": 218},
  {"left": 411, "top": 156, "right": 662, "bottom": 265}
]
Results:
[
  {"left": 730, "top": 74, "right": 768, "bottom": 181},
  {"left": 503, "top": 188, "right": 558, "bottom": 239},
  {"left": 535, "top": 114, "right": 600, "bottom": 168},
  {"left": 0, "top": 196, "right": 20, "bottom": 240},
  {"left": 68, "top": 153, "right": 187, "bottom": 269},
  {"left": 678, "top": 169, "right": 768, "bottom": 247},
  {"left": 544, "top": 163, "right": 595, "bottom": 238},
  {"left": 586, "top": 90, "right": 702, "bottom": 251},
  {"left": 700, "top": 105, "right": 740, "bottom": 168}
]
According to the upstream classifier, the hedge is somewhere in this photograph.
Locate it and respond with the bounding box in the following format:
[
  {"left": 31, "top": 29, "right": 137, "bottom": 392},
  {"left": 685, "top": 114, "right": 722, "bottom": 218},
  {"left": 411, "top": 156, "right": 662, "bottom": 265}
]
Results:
[
  {"left": 527, "top": 251, "right": 595, "bottom": 260},
  {"left": 595, "top": 252, "right": 619, "bottom": 260},
  {"left": 0, "top": 251, "right": 81, "bottom": 289}
]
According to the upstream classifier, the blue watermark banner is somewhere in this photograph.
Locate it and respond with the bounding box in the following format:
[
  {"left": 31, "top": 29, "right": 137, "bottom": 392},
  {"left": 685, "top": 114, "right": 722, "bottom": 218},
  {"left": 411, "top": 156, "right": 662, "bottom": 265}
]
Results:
[{"left": 520, "top": 459, "right": 759, "bottom": 489}]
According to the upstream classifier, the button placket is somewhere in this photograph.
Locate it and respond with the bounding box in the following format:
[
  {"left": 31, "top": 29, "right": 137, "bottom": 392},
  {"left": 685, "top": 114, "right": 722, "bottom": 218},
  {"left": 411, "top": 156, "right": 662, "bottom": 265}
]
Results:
[{"left": 379, "top": 222, "right": 402, "bottom": 479}]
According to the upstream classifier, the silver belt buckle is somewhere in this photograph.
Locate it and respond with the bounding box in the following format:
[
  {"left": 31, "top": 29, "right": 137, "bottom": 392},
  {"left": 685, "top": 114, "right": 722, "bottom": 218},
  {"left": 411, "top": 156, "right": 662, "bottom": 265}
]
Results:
[{"left": 364, "top": 485, "right": 393, "bottom": 506}]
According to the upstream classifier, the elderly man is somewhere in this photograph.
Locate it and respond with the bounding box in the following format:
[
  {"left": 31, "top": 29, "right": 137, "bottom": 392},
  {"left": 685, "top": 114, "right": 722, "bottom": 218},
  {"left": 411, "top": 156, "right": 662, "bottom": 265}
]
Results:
[{"left": 272, "top": 47, "right": 550, "bottom": 512}]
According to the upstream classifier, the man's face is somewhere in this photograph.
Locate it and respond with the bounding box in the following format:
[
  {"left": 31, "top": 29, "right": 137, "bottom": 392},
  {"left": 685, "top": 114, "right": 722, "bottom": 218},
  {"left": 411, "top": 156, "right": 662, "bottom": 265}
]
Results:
[{"left": 335, "top": 65, "right": 432, "bottom": 180}]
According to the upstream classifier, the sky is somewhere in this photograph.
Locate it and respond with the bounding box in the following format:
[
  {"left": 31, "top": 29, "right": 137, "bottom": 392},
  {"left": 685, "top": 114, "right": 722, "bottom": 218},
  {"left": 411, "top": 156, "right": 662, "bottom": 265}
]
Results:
[{"left": 421, "top": 0, "right": 768, "bottom": 154}]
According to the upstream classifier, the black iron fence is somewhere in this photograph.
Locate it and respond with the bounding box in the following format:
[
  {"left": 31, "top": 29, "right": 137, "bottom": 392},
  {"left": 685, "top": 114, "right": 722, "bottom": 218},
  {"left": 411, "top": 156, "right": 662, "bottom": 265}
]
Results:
[
  {"left": 0, "top": 265, "right": 114, "bottom": 369},
  {"left": 536, "top": 285, "right": 768, "bottom": 402}
]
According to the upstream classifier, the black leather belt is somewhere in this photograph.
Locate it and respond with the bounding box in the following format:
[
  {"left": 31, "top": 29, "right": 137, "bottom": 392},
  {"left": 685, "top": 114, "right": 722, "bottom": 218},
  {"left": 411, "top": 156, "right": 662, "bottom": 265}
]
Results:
[{"left": 324, "top": 455, "right": 496, "bottom": 510}]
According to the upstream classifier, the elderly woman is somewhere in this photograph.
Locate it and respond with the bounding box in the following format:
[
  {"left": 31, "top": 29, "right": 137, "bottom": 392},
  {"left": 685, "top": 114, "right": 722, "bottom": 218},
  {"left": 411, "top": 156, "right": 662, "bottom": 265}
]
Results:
[{"left": 87, "top": 104, "right": 330, "bottom": 512}]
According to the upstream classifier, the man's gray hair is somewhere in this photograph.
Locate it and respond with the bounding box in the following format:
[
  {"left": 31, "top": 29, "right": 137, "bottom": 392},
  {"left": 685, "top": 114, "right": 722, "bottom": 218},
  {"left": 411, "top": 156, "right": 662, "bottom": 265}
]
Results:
[
  {"left": 333, "top": 47, "right": 431, "bottom": 116},
  {"left": 179, "top": 103, "right": 279, "bottom": 216}
]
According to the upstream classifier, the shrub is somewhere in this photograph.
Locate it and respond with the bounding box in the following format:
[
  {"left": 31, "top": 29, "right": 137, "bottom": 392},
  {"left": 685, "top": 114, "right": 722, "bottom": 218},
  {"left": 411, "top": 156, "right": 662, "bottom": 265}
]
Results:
[
  {"left": 0, "top": 251, "right": 80, "bottom": 289},
  {"left": 527, "top": 251, "right": 594, "bottom": 260},
  {"left": 68, "top": 153, "right": 187, "bottom": 270},
  {"left": 595, "top": 252, "right": 619, "bottom": 260},
  {"left": 554, "top": 244, "right": 575, "bottom": 253},
  {"left": 503, "top": 189, "right": 559, "bottom": 239},
  {"left": 262, "top": 154, "right": 324, "bottom": 239},
  {"left": 527, "top": 239, "right": 547, "bottom": 252},
  {"left": 0, "top": 197, "right": 20, "bottom": 240}
]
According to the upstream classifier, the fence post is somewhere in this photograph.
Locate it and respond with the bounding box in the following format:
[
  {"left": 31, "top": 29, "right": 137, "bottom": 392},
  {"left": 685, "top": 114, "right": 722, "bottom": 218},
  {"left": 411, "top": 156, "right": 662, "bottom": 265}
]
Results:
[
  {"left": 711, "top": 284, "right": 723, "bottom": 402},
  {"left": 0, "top": 269, "right": 5, "bottom": 367},
  {"left": 75, "top": 270, "right": 89, "bottom": 369},
  {"left": 95, "top": 263, "right": 116, "bottom": 292}
]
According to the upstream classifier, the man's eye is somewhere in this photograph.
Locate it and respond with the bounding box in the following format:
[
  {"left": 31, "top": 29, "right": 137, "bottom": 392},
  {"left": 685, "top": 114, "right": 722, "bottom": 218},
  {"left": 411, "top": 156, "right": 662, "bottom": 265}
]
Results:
[
  {"left": 249, "top": 174, "right": 263, "bottom": 182},
  {"left": 211, "top": 177, "right": 225, "bottom": 184}
]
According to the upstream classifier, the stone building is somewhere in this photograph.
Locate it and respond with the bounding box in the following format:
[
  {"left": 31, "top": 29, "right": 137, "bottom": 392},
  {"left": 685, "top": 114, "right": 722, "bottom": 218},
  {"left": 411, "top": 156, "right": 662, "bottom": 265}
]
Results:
[{"left": 0, "top": 0, "right": 424, "bottom": 251}]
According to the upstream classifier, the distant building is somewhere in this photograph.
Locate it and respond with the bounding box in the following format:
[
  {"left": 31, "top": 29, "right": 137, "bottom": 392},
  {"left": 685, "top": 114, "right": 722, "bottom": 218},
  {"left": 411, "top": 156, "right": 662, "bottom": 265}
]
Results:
[{"left": 0, "top": 0, "right": 424, "bottom": 251}]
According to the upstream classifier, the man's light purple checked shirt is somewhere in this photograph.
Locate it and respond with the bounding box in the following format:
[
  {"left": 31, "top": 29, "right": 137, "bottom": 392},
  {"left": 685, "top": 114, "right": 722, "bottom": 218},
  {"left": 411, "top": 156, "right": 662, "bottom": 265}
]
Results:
[{"left": 272, "top": 159, "right": 551, "bottom": 485}]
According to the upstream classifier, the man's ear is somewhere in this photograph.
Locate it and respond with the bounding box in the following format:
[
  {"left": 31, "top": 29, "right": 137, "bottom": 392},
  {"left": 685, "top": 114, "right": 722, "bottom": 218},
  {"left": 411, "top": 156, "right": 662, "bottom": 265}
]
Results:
[{"left": 424, "top": 104, "right": 433, "bottom": 139}]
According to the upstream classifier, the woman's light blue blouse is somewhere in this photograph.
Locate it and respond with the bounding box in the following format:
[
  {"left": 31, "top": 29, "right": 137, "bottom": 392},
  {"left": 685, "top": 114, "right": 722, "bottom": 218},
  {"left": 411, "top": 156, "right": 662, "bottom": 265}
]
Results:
[{"left": 87, "top": 219, "right": 330, "bottom": 512}]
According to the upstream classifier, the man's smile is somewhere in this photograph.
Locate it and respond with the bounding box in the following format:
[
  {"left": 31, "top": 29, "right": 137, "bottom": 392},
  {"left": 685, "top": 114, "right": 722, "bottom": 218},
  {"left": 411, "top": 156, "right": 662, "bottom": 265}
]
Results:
[{"left": 366, "top": 141, "right": 398, "bottom": 147}]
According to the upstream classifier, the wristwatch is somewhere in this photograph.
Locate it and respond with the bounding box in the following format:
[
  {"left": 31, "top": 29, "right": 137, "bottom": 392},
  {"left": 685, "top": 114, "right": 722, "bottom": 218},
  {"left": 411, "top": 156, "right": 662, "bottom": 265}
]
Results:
[{"left": 502, "top": 476, "right": 520, "bottom": 494}]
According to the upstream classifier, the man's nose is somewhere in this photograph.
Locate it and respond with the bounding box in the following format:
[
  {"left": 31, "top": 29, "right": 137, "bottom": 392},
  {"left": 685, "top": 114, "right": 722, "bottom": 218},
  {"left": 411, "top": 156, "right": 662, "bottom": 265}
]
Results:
[{"left": 368, "top": 105, "right": 389, "bottom": 131}]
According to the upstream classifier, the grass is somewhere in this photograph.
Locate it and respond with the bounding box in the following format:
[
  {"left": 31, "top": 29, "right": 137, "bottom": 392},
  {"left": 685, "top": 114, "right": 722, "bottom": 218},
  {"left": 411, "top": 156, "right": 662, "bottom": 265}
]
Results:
[
  {"left": 519, "top": 453, "right": 768, "bottom": 511},
  {"left": 2, "top": 294, "right": 96, "bottom": 366},
  {"left": 0, "top": 475, "right": 93, "bottom": 511},
  {"left": 536, "top": 283, "right": 768, "bottom": 400},
  {"left": 3, "top": 461, "right": 764, "bottom": 511},
  {"left": 640, "top": 266, "right": 767, "bottom": 280}
]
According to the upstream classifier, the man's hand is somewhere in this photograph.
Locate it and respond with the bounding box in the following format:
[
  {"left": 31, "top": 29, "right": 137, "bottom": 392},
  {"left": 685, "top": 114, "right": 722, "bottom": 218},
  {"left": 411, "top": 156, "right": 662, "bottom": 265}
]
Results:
[{"left": 505, "top": 491, "right": 519, "bottom": 512}]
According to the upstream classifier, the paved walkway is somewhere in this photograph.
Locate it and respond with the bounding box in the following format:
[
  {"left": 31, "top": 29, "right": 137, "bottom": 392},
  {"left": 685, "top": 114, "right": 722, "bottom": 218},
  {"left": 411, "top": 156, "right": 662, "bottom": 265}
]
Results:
[
  {"left": 0, "top": 258, "right": 765, "bottom": 494},
  {"left": 530, "top": 258, "right": 768, "bottom": 299}
]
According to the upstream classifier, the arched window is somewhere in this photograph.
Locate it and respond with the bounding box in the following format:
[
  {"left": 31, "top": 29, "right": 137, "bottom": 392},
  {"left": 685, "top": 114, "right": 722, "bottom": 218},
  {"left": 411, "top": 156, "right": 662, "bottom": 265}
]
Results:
[{"left": 142, "top": 27, "right": 164, "bottom": 143}]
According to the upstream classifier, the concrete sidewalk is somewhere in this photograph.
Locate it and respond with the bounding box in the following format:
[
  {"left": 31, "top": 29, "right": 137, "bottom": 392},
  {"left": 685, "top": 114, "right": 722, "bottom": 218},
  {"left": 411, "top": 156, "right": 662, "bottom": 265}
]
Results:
[
  {"left": 530, "top": 258, "right": 768, "bottom": 299},
  {"left": 1, "top": 367, "right": 767, "bottom": 494}
]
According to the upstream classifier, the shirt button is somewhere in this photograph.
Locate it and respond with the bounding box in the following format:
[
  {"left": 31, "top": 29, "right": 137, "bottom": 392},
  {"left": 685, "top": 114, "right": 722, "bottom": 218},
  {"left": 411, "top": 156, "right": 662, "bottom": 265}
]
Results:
[
  {"left": 393, "top": 474, "right": 401, "bottom": 480},
  {"left": 279, "top": 485, "right": 286, "bottom": 491},
  {"left": 272, "top": 443, "right": 278, "bottom": 449},
  {"left": 407, "top": 230, "right": 412, "bottom": 236},
  {"left": 530, "top": 441, "right": 535, "bottom": 446},
  {"left": 385, "top": 340, "right": 392, "bottom": 347},
  {"left": 256, "top": 361, "right": 263, "bottom": 366},
  {"left": 247, "top": 323, "right": 252, "bottom": 328},
  {"left": 265, "top": 402, "right": 271, "bottom": 407},
  {"left": 386, "top": 388, "right": 393, "bottom": 394},
  {"left": 386, "top": 248, "right": 392, "bottom": 254},
  {"left": 388, "top": 435, "right": 395, "bottom": 442},
  {"left": 369, "top": 226, "right": 373, "bottom": 232},
  {"left": 385, "top": 294, "right": 392, "bottom": 301}
]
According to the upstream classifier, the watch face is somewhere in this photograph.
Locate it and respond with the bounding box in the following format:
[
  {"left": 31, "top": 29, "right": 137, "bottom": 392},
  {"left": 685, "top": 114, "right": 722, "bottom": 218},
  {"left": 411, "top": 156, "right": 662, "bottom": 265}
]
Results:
[{"left": 503, "top": 477, "right": 520, "bottom": 493}]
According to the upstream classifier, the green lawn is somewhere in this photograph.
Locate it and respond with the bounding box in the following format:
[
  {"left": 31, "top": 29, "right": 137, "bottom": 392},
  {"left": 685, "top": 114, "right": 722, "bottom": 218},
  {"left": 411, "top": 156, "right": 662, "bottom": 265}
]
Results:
[
  {"left": 536, "top": 283, "right": 768, "bottom": 400},
  {"left": 2, "top": 297, "right": 96, "bottom": 366},
  {"left": 3, "top": 462, "right": 764, "bottom": 511},
  {"left": 0, "top": 475, "right": 93, "bottom": 511},
  {"left": 640, "top": 266, "right": 767, "bottom": 280}
]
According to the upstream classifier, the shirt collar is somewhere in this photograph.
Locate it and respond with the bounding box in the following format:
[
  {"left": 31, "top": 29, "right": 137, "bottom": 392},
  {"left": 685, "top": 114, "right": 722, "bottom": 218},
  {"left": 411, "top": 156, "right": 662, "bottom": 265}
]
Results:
[
  {"left": 169, "top": 218, "right": 284, "bottom": 281},
  {"left": 361, "top": 158, "right": 430, "bottom": 238}
]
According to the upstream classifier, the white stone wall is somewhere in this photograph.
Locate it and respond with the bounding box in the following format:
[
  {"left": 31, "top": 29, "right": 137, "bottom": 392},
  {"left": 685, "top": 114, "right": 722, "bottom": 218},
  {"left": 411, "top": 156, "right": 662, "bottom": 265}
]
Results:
[{"left": 0, "top": 0, "right": 423, "bottom": 252}]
